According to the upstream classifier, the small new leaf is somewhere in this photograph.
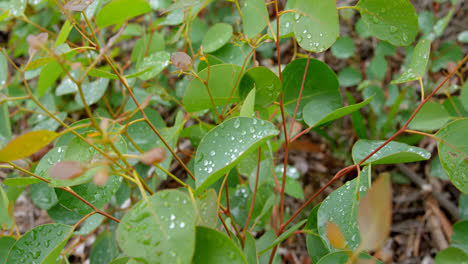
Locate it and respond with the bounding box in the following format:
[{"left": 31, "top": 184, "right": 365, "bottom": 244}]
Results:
[
  {"left": 140, "top": 147, "right": 166, "bottom": 165},
  {"left": 171, "top": 52, "right": 192, "bottom": 71},
  {"left": 358, "top": 173, "right": 392, "bottom": 251},
  {"left": 64, "top": 0, "right": 94, "bottom": 12},
  {"left": 26, "top": 33, "right": 48, "bottom": 57},
  {"left": 326, "top": 221, "right": 345, "bottom": 249},
  {"left": 49, "top": 161, "right": 85, "bottom": 180}
]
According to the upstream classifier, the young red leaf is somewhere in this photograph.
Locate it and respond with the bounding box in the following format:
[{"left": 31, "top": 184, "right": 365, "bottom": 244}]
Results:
[
  {"left": 49, "top": 161, "right": 85, "bottom": 180},
  {"left": 171, "top": 52, "right": 192, "bottom": 71},
  {"left": 64, "top": 0, "right": 95, "bottom": 12},
  {"left": 26, "top": 33, "right": 48, "bottom": 56},
  {"left": 93, "top": 168, "right": 109, "bottom": 187},
  {"left": 140, "top": 147, "right": 166, "bottom": 165},
  {"left": 358, "top": 173, "right": 392, "bottom": 251},
  {"left": 326, "top": 221, "right": 346, "bottom": 249}
]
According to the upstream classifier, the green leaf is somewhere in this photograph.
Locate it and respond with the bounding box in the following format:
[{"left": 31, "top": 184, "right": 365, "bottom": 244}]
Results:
[
  {"left": 239, "top": 67, "right": 281, "bottom": 109},
  {"left": 458, "top": 31, "right": 468, "bottom": 43},
  {"left": 355, "top": 18, "right": 371, "bottom": 38},
  {"left": 436, "top": 119, "right": 468, "bottom": 194},
  {"left": 317, "top": 251, "right": 383, "bottom": 264},
  {"left": 0, "top": 10, "right": 9, "bottom": 22},
  {"left": 193, "top": 226, "right": 247, "bottom": 264},
  {"left": 242, "top": 0, "right": 268, "bottom": 38},
  {"left": 74, "top": 213, "right": 105, "bottom": 235},
  {"left": 136, "top": 51, "right": 170, "bottom": 80},
  {"left": 8, "top": 0, "right": 26, "bottom": 16},
  {"left": 430, "top": 155, "right": 448, "bottom": 180},
  {"left": 194, "top": 117, "right": 279, "bottom": 193},
  {"left": 259, "top": 219, "right": 307, "bottom": 255},
  {"left": 409, "top": 101, "right": 450, "bottom": 131},
  {"left": 0, "top": 104, "right": 11, "bottom": 148},
  {"left": 96, "top": 0, "right": 151, "bottom": 28},
  {"left": 90, "top": 230, "right": 119, "bottom": 264},
  {"left": 0, "top": 50, "right": 7, "bottom": 89},
  {"left": 3, "top": 177, "right": 42, "bottom": 186},
  {"left": 283, "top": 58, "right": 340, "bottom": 119},
  {"left": 331, "top": 36, "right": 355, "bottom": 59},
  {"left": 292, "top": 0, "right": 339, "bottom": 52},
  {"left": 244, "top": 232, "right": 258, "bottom": 264},
  {"left": 31, "top": 182, "right": 58, "bottom": 210},
  {"left": 434, "top": 8, "right": 454, "bottom": 37},
  {"left": 355, "top": 0, "right": 418, "bottom": 46},
  {"left": 317, "top": 166, "right": 371, "bottom": 251},
  {"left": 367, "top": 53, "right": 387, "bottom": 81},
  {"left": 305, "top": 204, "right": 330, "bottom": 263},
  {"left": 38, "top": 60, "right": 63, "bottom": 97},
  {"left": 418, "top": 11, "right": 434, "bottom": 36},
  {"left": 352, "top": 139, "right": 430, "bottom": 165},
  {"left": 117, "top": 190, "right": 196, "bottom": 264},
  {"left": 0, "top": 236, "right": 16, "bottom": 264},
  {"left": 0, "top": 130, "right": 58, "bottom": 162},
  {"left": 0, "top": 186, "right": 12, "bottom": 229},
  {"left": 431, "top": 42, "right": 463, "bottom": 72},
  {"left": 435, "top": 247, "right": 468, "bottom": 264},
  {"left": 460, "top": 195, "right": 468, "bottom": 220},
  {"left": 391, "top": 39, "right": 431, "bottom": 84},
  {"left": 240, "top": 87, "right": 255, "bottom": 117},
  {"left": 159, "top": 9, "right": 184, "bottom": 26},
  {"left": 6, "top": 224, "right": 73, "bottom": 264},
  {"left": 202, "top": 23, "right": 233, "bottom": 53},
  {"left": 451, "top": 220, "right": 468, "bottom": 254},
  {"left": 75, "top": 78, "right": 109, "bottom": 107},
  {"left": 196, "top": 188, "right": 219, "bottom": 228},
  {"left": 126, "top": 109, "right": 166, "bottom": 152},
  {"left": 56, "top": 20, "right": 73, "bottom": 47},
  {"left": 184, "top": 64, "right": 243, "bottom": 113},
  {"left": 303, "top": 96, "right": 372, "bottom": 128},
  {"left": 338, "top": 67, "right": 362, "bottom": 87}
]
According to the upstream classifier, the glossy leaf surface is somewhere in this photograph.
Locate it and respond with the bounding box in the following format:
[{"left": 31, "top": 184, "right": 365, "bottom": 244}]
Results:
[
  {"left": 356, "top": 0, "right": 418, "bottom": 46},
  {"left": 192, "top": 226, "right": 247, "bottom": 264},
  {"left": 202, "top": 23, "right": 233, "bottom": 53},
  {"left": 96, "top": 0, "right": 151, "bottom": 28},
  {"left": 292, "top": 0, "right": 339, "bottom": 52},
  {"left": 352, "top": 139, "right": 430, "bottom": 165},
  {"left": 436, "top": 119, "right": 468, "bottom": 194},
  {"left": 117, "top": 190, "right": 196, "bottom": 264},
  {"left": 391, "top": 39, "right": 431, "bottom": 83},
  {"left": 6, "top": 224, "right": 73, "bottom": 264},
  {"left": 194, "top": 117, "right": 279, "bottom": 193}
]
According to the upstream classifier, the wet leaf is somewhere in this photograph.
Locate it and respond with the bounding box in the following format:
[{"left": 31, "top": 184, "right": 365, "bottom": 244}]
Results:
[
  {"left": 239, "top": 67, "right": 281, "bottom": 109},
  {"left": 202, "top": 23, "right": 233, "bottom": 53},
  {"left": 436, "top": 119, "right": 468, "bottom": 194},
  {"left": 358, "top": 174, "right": 392, "bottom": 251},
  {"left": 352, "top": 139, "right": 430, "bottom": 165},
  {"left": 136, "top": 51, "right": 170, "bottom": 80},
  {"left": 194, "top": 117, "right": 279, "bottom": 193},
  {"left": 292, "top": 0, "right": 339, "bottom": 52},
  {"left": 356, "top": 0, "right": 418, "bottom": 46},
  {"left": 90, "top": 230, "right": 119, "bottom": 264},
  {"left": 391, "top": 39, "right": 431, "bottom": 83},
  {"left": 196, "top": 189, "right": 218, "bottom": 228},
  {"left": 117, "top": 190, "right": 196, "bottom": 264},
  {"left": 193, "top": 226, "right": 247, "bottom": 264},
  {"left": 2, "top": 177, "right": 42, "bottom": 186},
  {"left": 0, "top": 130, "right": 58, "bottom": 162},
  {"left": 409, "top": 101, "right": 450, "bottom": 131},
  {"left": 242, "top": 0, "right": 268, "bottom": 39},
  {"left": 6, "top": 224, "right": 73, "bottom": 264},
  {"left": 0, "top": 236, "right": 16, "bottom": 264}
]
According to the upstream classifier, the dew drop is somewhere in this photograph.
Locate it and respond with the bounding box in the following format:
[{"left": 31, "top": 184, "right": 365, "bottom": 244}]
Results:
[{"left": 210, "top": 150, "right": 216, "bottom": 156}]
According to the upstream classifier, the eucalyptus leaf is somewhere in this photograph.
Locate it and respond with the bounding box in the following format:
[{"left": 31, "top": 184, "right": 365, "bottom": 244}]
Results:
[
  {"left": 195, "top": 117, "right": 279, "bottom": 193},
  {"left": 292, "top": 0, "right": 339, "bottom": 52},
  {"left": 96, "top": 0, "right": 151, "bottom": 28},
  {"left": 117, "top": 190, "right": 196, "bottom": 264},
  {"left": 356, "top": 0, "right": 418, "bottom": 46},
  {"left": 391, "top": 39, "right": 431, "bottom": 84},
  {"left": 202, "top": 23, "right": 233, "bottom": 53},
  {"left": 352, "top": 139, "right": 430, "bottom": 165},
  {"left": 242, "top": 0, "right": 268, "bottom": 38},
  {"left": 436, "top": 119, "right": 468, "bottom": 194}
]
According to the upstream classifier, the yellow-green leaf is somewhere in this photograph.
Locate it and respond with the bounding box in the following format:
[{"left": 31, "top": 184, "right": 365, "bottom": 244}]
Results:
[{"left": 0, "top": 130, "right": 58, "bottom": 162}]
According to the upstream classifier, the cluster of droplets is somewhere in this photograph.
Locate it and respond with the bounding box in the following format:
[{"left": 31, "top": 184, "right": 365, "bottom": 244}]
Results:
[{"left": 197, "top": 118, "right": 278, "bottom": 176}]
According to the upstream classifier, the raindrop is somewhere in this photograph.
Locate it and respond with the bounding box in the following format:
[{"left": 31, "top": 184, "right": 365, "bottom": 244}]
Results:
[
  {"left": 233, "top": 118, "right": 241, "bottom": 128},
  {"left": 210, "top": 150, "right": 216, "bottom": 156}
]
